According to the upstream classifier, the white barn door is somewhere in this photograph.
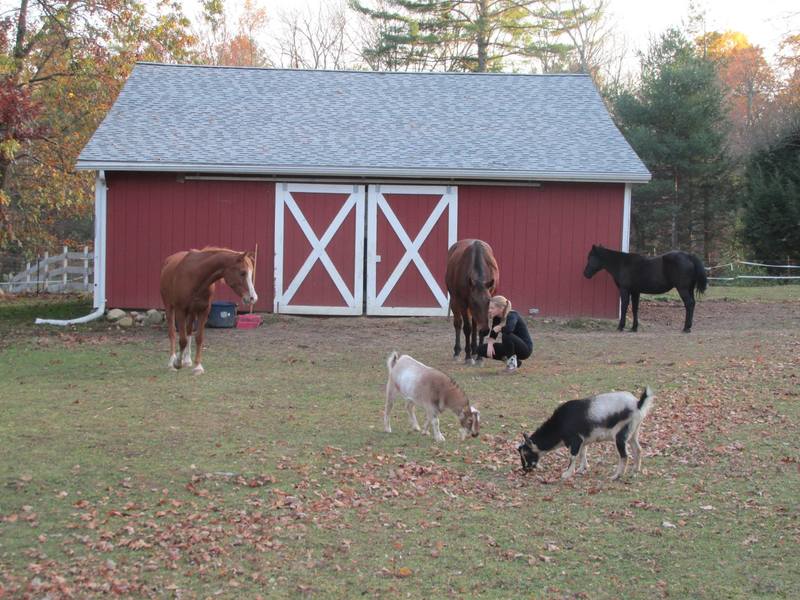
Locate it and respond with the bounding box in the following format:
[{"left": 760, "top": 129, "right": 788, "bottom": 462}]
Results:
[
  {"left": 366, "top": 185, "right": 457, "bottom": 316},
  {"left": 274, "top": 183, "right": 365, "bottom": 315}
]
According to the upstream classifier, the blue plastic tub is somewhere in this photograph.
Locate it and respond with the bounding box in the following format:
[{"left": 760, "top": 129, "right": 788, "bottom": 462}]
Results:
[{"left": 207, "top": 301, "right": 237, "bottom": 328}]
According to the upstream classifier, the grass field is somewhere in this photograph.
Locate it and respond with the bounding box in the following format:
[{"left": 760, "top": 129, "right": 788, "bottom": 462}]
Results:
[{"left": 1, "top": 287, "right": 798, "bottom": 598}]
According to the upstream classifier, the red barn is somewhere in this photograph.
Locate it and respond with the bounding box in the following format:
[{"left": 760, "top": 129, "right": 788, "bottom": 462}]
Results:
[{"left": 78, "top": 63, "right": 650, "bottom": 318}]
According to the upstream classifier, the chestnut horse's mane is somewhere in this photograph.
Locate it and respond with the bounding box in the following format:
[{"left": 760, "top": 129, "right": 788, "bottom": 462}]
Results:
[{"left": 195, "top": 246, "right": 244, "bottom": 254}]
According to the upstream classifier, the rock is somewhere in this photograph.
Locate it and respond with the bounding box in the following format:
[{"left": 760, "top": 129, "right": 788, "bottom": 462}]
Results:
[
  {"left": 117, "top": 316, "right": 134, "bottom": 327},
  {"left": 145, "top": 309, "right": 163, "bottom": 325},
  {"left": 107, "top": 308, "right": 127, "bottom": 322}
]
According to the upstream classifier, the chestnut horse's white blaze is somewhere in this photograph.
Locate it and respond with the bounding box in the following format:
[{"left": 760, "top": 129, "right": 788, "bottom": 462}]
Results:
[{"left": 160, "top": 247, "right": 257, "bottom": 375}]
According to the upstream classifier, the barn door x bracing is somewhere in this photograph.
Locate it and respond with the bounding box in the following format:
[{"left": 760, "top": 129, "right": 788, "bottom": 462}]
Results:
[
  {"left": 274, "top": 183, "right": 365, "bottom": 315},
  {"left": 366, "top": 185, "right": 457, "bottom": 316}
]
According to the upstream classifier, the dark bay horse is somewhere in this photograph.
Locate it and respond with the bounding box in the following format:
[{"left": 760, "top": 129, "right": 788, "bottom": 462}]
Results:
[
  {"left": 446, "top": 239, "right": 499, "bottom": 364},
  {"left": 583, "top": 245, "right": 708, "bottom": 333},
  {"left": 160, "top": 247, "right": 258, "bottom": 374}
]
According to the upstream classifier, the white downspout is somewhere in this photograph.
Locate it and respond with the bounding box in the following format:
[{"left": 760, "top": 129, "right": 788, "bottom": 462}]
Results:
[
  {"left": 618, "top": 183, "right": 632, "bottom": 322},
  {"left": 36, "top": 170, "right": 107, "bottom": 325},
  {"left": 622, "top": 183, "right": 632, "bottom": 252}
]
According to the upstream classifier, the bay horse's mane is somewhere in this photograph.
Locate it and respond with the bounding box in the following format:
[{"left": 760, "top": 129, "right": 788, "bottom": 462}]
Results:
[{"left": 471, "top": 240, "right": 487, "bottom": 281}]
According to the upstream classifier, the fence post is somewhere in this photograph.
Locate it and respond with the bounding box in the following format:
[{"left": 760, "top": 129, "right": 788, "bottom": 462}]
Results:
[
  {"left": 25, "top": 261, "right": 31, "bottom": 289},
  {"left": 42, "top": 251, "right": 49, "bottom": 292},
  {"left": 62, "top": 245, "right": 68, "bottom": 289},
  {"left": 83, "top": 246, "right": 89, "bottom": 291}
]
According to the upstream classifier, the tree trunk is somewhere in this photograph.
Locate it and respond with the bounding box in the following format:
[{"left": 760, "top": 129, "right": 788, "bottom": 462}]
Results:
[
  {"left": 1, "top": 0, "right": 29, "bottom": 241},
  {"left": 702, "top": 194, "right": 712, "bottom": 264},
  {"left": 671, "top": 171, "right": 679, "bottom": 249},
  {"left": 476, "top": 0, "right": 488, "bottom": 72}
]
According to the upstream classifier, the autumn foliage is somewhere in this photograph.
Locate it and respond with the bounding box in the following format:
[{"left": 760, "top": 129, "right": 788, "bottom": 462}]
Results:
[{"left": 0, "top": 2, "right": 798, "bottom": 263}]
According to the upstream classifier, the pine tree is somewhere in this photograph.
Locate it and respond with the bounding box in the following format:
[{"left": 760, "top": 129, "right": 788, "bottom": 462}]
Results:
[
  {"left": 350, "top": 0, "right": 602, "bottom": 73},
  {"left": 612, "top": 28, "right": 734, "bottom": 261},
  {"left": 742, "top": 120, "right": 800, "bottom": 264}
]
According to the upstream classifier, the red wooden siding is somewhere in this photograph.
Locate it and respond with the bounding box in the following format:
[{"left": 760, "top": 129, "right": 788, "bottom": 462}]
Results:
[
  {"left": 283, "top": 191, "right": 356, "bottom": 307},
  {"left": 376, "top": 193, "right": 449, "bottom": 307},
  {"left": 105, "top": 173, "right": 274, "bottom": 311},
  {"left": 104, "top": 175, "right": 623, "bottom": 318},
  {"left": 457, "top": 183, "right": 624, "bottom": 318}
]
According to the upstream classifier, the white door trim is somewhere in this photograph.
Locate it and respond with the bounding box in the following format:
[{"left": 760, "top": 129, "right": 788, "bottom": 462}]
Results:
[
  {"left": 367, "top": 185, "right": 457, "bottom": 316},
  {"left": 274, "top": 183, "right": 365, "bottom": 315}
]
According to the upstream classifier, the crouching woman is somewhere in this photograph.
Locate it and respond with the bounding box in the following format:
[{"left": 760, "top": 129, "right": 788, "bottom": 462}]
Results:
[{"left": 477, "top": 295, "right": 533, "bottom": 372}]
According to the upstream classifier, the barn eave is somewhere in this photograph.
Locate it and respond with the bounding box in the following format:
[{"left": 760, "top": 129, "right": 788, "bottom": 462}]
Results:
[{"left": 75, "top": 161, "right": 651, "bottom": 184}]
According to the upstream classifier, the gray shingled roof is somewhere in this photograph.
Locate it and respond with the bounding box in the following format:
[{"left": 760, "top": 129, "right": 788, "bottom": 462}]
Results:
[{"left": 77, "top": 63, "right": 650, "bottom": 183}]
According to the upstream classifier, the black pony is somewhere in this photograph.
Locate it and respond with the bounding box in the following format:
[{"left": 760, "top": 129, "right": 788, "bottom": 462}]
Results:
[{"left": 583, "top": 245, "right": 708, "bottom": 333}]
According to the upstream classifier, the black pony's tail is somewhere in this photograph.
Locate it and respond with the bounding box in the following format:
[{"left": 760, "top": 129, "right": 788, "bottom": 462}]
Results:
[{"left": 690, "top": 254, "right": 708, "bottom": 294}]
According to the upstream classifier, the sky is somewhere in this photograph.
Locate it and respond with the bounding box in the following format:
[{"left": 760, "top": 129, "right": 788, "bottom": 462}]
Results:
[
  {"left": 606, "top": 0, "right": 798, "bottom": 63},
  {"left": 190, "top": 0, "right": 799, "bottom": 70}
]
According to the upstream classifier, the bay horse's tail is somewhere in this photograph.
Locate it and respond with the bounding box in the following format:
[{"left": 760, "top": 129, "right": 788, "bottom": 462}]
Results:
[{"left": 690, "top": 254, "right": 708, "bottom": 294}]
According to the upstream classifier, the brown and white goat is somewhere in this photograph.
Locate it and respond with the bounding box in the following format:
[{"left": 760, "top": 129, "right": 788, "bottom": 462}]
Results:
[{"left": 384, "top": 352, "right": 480, "bottom": 443}]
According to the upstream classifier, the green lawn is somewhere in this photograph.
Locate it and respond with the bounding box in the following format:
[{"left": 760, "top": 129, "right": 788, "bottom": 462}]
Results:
[
  {"left": 1, "top": 291, "right": 798, "bottom": 598},
  {"left": 653, "top": 282, "right": 800, "bottom": 302}
]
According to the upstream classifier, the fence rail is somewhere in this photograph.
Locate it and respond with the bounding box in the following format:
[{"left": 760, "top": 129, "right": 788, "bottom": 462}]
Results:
[
  {"left": 1, "top": 246, "right": 94, "bottom": 293},
  {"left": 706, "top": 259, "right": 799, "bottom": 282}
]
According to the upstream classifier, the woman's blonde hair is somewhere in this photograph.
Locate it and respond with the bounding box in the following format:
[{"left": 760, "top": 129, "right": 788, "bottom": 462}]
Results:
[{"left": 490, "top": 295, "right": 512, "bottom": 329}]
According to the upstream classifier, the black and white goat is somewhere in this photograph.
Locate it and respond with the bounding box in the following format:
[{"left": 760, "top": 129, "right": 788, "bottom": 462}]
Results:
[{"left": 518, "top": 387, "right": 654, "bottom": 480}]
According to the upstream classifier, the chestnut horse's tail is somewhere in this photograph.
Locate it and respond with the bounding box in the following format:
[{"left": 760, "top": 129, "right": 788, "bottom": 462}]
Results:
[{"left": 690, "top": 254, "right": 708, "bottom": 294}]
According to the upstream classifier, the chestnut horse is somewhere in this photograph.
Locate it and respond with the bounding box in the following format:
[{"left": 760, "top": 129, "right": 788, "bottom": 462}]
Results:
[
  {"left": 160, "top": 247, "right": 258, "bottom": 375},
  {"left": 446, "top": 239, "right": 499, "bottom": 365}
]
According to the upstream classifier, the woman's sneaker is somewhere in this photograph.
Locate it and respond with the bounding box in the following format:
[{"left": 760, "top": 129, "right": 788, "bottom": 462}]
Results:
[{"left": 505, "top": 355, "right": 518, "bottom": 372}]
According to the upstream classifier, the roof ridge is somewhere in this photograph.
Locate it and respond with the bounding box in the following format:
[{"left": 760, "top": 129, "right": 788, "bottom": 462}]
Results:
[{"left": 133, "top": 62, "right": 592, "bottom": 78}]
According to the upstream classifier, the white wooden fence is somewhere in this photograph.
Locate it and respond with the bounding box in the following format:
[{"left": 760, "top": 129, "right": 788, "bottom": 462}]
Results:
[
  {"left": 706, "top": 259, "right": 800, "bottom": 282},
  {"left": 1, "top": 246, "right": 94, "bottom": 293}
]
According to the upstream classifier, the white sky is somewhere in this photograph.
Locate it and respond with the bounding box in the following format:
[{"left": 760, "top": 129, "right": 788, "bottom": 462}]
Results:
[
  {"left": 202, "top": 0, "right": 799, "bottom": 69},
  {"left": 607, "top": 0, "right": 798, "bottom": 62}
]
